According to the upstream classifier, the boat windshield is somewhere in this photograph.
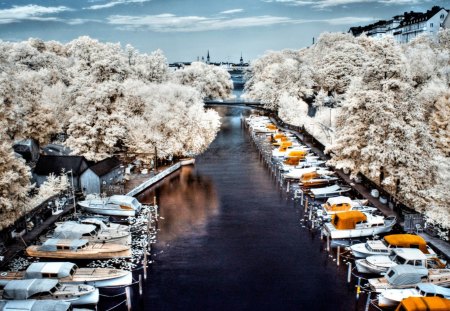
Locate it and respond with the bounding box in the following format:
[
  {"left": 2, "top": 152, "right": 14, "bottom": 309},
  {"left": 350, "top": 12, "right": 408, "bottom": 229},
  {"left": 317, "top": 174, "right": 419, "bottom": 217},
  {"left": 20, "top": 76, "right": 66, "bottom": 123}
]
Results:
[{"left": 395, "top": 256, "right": 407, "bottom": 265}]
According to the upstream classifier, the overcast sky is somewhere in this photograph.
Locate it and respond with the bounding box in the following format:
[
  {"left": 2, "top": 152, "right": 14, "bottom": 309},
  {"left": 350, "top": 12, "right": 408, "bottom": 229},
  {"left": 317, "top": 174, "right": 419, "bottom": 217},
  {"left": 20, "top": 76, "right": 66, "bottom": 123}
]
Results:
[{"left": 0, "top": 0, "right": 447, "bottom": 62}]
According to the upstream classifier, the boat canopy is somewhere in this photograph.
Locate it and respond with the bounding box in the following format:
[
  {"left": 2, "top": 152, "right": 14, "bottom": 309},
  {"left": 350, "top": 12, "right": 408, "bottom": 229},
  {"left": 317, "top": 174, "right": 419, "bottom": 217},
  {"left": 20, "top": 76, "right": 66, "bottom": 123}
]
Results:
[
  {"left": 395, "top": 297, "right": 450, "bottom": 311},
  {"left": 287, "top": 150, "right": 307, "bottom": 157},
  {"left": 391, "top": 248, "right": 427, "bottom": 262},
  {"left": 384, "top": 234, "right": 428, "bottom": 253},
  {"left": 417, "top": 283, "right": 450, "bottom": 298},
  {"left": 25, "top": 262, "right": 76, "bottom": 279},
  {"left": 385, "top": 265, "right": 428, "bottom": 286},
  {"left": 109, "top": 195, "right": 141, "bottom": 210},
  {"left": 311, "top": 185, "right": 342, "bottom": 196},
  {"left": 325, "top": 196, "right": 353, "bottom": 206},
  {"left": 3, "top": 279, "right": 59, "bottom": 299},
  {"left": 332, "top": 211, "right": 367, "bottom": 230},
  {"left": 54, "top": 222, "right": 97, "bottom": 239},
  {"left": 0, "top": 300, "right": 71, "bottom": 311},
  {"left": 39, "top": 239, "right": 89, "bottom": 251}
]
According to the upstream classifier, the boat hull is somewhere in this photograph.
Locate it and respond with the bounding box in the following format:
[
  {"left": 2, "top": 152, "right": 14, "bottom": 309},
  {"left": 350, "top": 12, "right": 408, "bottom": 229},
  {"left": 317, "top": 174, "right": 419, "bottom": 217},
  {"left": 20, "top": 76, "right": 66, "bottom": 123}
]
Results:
[
  {"left": 79, "top": 205, "right": 136, "bottom": 217},
  {"left": 323, "top": 223, "right": 395, "bottom": 239},
  {"left": 26, "top": 246, "right": 131, "bottom": 259}
]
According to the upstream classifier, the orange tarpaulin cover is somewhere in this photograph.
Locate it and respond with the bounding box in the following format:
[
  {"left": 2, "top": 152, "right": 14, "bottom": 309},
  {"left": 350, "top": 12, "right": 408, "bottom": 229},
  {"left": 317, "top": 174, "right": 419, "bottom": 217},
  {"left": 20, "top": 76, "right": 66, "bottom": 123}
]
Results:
[
  {"left": 395, "top": 297, "right": 450, "bottom": 311},
  {"left": 332, "top": 211, "right": 367, "bottom": 230},
  {"left": 384, "top": 234, "right": 428, "bottom": 253},
  {"left": 287, "top": 150, "right": 307, "bottom": 157}
]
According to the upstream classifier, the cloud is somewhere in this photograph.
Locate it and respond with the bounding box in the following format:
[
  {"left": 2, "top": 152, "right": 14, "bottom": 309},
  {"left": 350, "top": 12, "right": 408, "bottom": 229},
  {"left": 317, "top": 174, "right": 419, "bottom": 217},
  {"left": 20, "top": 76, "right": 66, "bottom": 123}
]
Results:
[
  {"left": 263, "top": 0, "right": 432, "bottom": 9},
  {"left": 219, "top": 9, "right": 244, "bottom": 15},
  {"left": 0, "top": 4, "right": 71, "bottom": 24},
  {"left": 107, "top": 13, "right": 377, "bottom": 32},
  {"left": 85, "top": 0, "right": 151, "bottom": 10}
]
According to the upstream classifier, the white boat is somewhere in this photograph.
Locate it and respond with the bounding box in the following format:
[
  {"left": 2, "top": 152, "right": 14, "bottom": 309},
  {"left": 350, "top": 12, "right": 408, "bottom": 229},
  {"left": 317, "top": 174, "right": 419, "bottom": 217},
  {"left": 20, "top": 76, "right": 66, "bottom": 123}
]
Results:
[
  {"left": 369, "top": 265, "right": 450, "bottom": 293},
  {"left": 180, "top": 158, "right": 195, "bottom": 166},
  {"left": 1, "top": 279, "right": 99, "bottom": 306},
  {"left": 322, "top": 210, "right": 396, "bottom": 239},
  {"left": 309, "top": 184, "right": 352, "bottom": 199},
  {"left": 0, "top": 300, "right": 78, "bottom": 311},
  {"left": 350, "top": 234, "right": 435, "bottom": 258},
  {"left": 355, "top": 248, "right": 428, "bottom": 274},
  {"left": 0, "top": 262, "right": 132, "bottom": 288},
  {"left": 78, "top": 195, "right": 142, "bottom": 217},
  {"left": 378, "top": 283, "right": 450, "bottom": 308},
  {"left": 272, "top": 146, "right": 310, "bottom": 158},
  {"left": 280, "top": 156, "right": 325, "bottom": 172},
  {"left": 317, "top": 196, "right": 373, "bottom": 219},
  {"left": 51, "top": 221, "right": 131, "bottom": 245}
]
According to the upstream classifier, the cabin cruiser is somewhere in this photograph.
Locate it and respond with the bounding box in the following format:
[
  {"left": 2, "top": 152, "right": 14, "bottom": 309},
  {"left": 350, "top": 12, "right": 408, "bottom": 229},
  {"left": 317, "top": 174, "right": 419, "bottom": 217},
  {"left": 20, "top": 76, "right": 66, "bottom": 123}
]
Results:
[
  {"left": 308, "top": 184, "right": 352, "bottom": 199},
  {"left": 26, "top": 239, "right": 131, "bottom": 259},
  {"left": 1, "top": 279, "right": 99, "bottom": 306},
  {"left": 0, "top": 300, "right": 80, "bottom": 311},
  {"left": 77, "top": 195, "right": 142, "bottom": 217},
  {"left": 316, "top": 196, "right": 372, "bottom": 219},
  {"left": 322, "top": 210, "right": 396, "bottom": 239},
  {"left": 393, "top": 296, "right": 450, "bottom": 311},
  {"left": 369, "top": 265, "right": 450, "bottom": 292},
  {"left": 50, "top": 221, "right": 131, "bottom": 245},
  {"left": 280, "top": 157, "right": 326, "bottom": 172},
  {"left": 283, "top": 167, "right": 333, "bottom": 180},
  {"left": 350, "top": 234, "right": 435, "bottom": 258},
  {"left": 0, "top": 262, "right": 132, "bottom": 288},
  {"left": 378, "top": 283, "right": 450, "bottom": 308}
]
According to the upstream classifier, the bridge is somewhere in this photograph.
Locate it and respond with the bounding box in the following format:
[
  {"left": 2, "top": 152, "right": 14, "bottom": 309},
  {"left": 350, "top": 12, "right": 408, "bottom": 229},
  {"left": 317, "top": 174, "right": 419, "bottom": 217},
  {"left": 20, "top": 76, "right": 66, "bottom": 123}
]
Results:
[{"left": 204, "top": 98, "right": 262, "bottom": 107}]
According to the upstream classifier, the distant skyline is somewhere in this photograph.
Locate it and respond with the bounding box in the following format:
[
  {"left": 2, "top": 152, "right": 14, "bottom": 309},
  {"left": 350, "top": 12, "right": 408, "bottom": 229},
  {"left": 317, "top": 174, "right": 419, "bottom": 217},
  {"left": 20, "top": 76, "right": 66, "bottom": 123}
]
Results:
[{"left": 0, "top": 1, "right": 447, "bottom": 62}]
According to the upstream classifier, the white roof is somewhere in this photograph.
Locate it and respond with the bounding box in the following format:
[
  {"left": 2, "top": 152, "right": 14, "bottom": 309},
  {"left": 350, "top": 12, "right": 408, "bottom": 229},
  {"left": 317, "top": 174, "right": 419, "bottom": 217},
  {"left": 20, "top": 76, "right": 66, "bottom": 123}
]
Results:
[
  {"left": 393, "top": 248, "right": 427, "bottom": 260},
  {"left": 326, "top": 196, "right": 352, "bottom": 206},
  {"left": 311, "top": 184, "right": 341, "bottom": 195}
]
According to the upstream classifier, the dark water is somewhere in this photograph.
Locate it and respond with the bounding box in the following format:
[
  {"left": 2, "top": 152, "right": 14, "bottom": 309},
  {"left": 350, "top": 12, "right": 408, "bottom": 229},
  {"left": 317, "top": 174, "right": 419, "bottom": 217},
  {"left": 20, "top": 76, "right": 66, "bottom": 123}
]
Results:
[{"left": 136, "top": 106, "right": 360, "bottom": 311}]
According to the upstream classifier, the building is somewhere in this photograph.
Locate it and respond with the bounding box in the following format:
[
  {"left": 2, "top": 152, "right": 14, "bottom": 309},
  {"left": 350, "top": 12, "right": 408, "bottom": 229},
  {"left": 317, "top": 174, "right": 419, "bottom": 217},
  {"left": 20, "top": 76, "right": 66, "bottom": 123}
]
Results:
[
  {"left": 349, "top": 6, "right": 448, "bottom": 43},
  {"left": 13, "top": 139, "right": 40, "bottom": 163},
  {"left": 33, "top": 155, "right": 89, "bottom": 191},
  {"left": 80, "top": 157, "right": 124, "bottom": 195}
]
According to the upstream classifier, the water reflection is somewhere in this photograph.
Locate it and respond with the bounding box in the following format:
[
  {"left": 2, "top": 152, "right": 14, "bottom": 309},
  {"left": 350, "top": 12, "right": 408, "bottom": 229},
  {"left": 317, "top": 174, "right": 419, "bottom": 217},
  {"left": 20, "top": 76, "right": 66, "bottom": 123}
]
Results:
[{"left": 137, "top": 166, "right": 219, "bottom": 244}]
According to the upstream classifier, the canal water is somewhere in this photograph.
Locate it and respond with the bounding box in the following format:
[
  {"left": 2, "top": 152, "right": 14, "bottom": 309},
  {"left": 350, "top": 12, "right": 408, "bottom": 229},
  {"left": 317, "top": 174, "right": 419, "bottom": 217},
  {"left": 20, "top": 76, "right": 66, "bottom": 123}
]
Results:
[{"left": 136, "top": 106, "right": 361, "bottom": 311}]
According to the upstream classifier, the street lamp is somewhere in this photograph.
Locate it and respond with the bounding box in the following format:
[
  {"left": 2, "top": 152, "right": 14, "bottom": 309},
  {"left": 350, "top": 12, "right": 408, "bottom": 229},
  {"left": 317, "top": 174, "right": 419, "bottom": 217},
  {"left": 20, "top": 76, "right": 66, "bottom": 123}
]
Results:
[{"left": 66, "top": 169, "right": 76, "bottom": 215}]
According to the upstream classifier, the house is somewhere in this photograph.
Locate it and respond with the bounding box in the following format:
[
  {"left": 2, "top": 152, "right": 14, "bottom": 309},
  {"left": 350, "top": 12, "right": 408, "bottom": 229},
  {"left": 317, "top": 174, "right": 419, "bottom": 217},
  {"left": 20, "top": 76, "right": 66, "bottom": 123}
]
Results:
[
  {"left": 33, "top": 155, "right": 89, "bottom": 191},
  {"left": 13, "top": 139, "right": 40, "bottom": 163},
  {"left": 348, "top": 6, "right": 449, "bottom": 43},
  {"left": 80, "top": 157, "right": 124, "bottom": 195}
]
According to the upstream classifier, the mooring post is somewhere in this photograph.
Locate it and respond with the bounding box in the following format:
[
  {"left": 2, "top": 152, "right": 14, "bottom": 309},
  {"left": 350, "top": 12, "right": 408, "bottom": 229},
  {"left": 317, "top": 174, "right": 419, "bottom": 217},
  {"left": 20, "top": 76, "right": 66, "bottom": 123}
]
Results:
[
  {"left": 364, "top": 292, "right": 371, "bottom": 311},
  {"left": 126, "top": 286, "right": 132, "bottom": 311},
  {"left": 327, "top": 234, "right": 330, "bottom": 252},
  {"left": 143, "top": 250, "right": 148, "bottom": 280},
  {"left": 347, "top": 262, "right": 352, "bottom": 283},
  {"left": 301, "top": 191, "right": 304, "bottom": 206},
  {"left": 139, "top": 274, "right": 143, "bottom": 296},
  {"left": 356, "top": 277, "right": 361, "bottom": 300},
  {"left": 337, "top": 246, "right": 340, "bottom": 266},
  {"left": 286, "top": 181, "right": 290, "bottom": 193},
  {"left": 308, "top": 205, "right": 312, "bottom": 221}
]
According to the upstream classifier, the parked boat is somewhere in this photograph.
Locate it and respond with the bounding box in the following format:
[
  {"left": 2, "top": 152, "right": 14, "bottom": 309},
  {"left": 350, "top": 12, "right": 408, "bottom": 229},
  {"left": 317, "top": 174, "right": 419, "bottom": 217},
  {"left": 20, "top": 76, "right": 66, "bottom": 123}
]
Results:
[
  {"left": 272, "top": 146, "right": 310, "bottom": 158},
  {"left": 394, "top": 296, "right": 450, "bottom": 311},
  {"left": 317, "top": 196, "right": 373, "bottom": 219},
  {"left": 369, "top": 265, "right": 450, "bottom": 293},
  {"left": 1, "top": 279, "right": 99, "bottom": 306},
  {"left": 284, "top": 167, "right": 333, "bottom": 180},
  {"left": 50, "top": 221, "right": 131, "bottom": 245},
  {"left": 350, "top": 234, "right": 435, "bottom": 258},
  {"left": 322, "top": 210, "right": 396, "bottom": 239},
  {"left": 0, "top": 300, "right": 76, "bottom": 311},
  {"left": 280, "top": 157, "right": 325, "bottom": 172},
  {"left": 26, "top": 239, "right": 131, "bottom": 259},
  {"left": 299, "top": 172, "right": 337, "bottom": 188},
  {"left": 0, "top": 262, "right": 132, "bottom": 288},
  {"left": 378, "top": 283, "right": 450, "bottom": 308},
  {"left": 308, "top": 184, "right": 352, "bottom": 199},
  {"left": 77, "top": 195, "right": 142, "bottom": 217}
]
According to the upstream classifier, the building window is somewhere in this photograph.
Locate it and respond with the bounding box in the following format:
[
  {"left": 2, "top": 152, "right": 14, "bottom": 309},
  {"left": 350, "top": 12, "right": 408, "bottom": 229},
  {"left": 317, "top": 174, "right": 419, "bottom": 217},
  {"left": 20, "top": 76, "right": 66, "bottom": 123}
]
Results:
[
  {"left": 440, "top": 14, "right": 445, "bottom": 19},
  {"left": 430, "top": 23, "right": 433, "bottom": 28}
]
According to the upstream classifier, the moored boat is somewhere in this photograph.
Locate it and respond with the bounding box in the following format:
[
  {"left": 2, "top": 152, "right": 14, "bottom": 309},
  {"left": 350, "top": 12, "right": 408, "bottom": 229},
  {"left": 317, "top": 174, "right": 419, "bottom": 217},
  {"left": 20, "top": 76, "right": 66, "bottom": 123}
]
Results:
[
  {"left": 322, "top": 210, "right": 396, "bottom": 239},
  {"left": 77, "top": 195, "right": 142, "bottom": 217},
  {"left": 0, "top": 299, "right": 80, "bottom": 311},
  {"left": 26, "top": 239, "right": 131, "bottom": 259},
  {"left": 378, "top": 283, "right": 450, "bottom": 308},
  {"left": 0, "top": 262, "right": 132, "bottom": 288},
  {"left": 394, "top": 296, "right": 450, "bottom": 311},
  {"left": 309, "top": 184, "right": 352, "bottom": 199},
  {"left": 1, "top": 279, "right": 99, "bottom": 306}
]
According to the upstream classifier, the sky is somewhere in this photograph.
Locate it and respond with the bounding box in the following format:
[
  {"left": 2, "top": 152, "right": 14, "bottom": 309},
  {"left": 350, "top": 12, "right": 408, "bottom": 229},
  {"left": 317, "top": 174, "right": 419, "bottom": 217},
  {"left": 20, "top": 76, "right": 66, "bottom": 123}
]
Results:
[{"left": 0, "top": 0, "right": 447, "bottom": 62}]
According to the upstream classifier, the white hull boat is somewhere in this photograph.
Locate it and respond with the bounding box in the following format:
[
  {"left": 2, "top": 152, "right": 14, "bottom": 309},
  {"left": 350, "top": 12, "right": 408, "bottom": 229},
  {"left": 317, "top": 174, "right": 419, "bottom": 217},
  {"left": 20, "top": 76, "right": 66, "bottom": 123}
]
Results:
[
  {"left": 78, "top": 195, "right": 142, "bottom": 217},
  {"left": 377, "top": 283, "right": 450, "bottom": 308},
  {"left": 309, "top": 184, "right": 351, "bottom": 199},
  {"left": 355, "top": 255, "right": 397, "bottom": 274}
]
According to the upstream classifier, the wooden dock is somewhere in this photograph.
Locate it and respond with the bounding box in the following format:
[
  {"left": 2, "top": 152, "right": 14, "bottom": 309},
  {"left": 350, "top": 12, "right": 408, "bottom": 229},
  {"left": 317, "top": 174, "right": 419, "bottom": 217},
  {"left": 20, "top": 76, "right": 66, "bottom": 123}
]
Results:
[{"left": 419, "top": 232, "right": 450, "bottom": 261}]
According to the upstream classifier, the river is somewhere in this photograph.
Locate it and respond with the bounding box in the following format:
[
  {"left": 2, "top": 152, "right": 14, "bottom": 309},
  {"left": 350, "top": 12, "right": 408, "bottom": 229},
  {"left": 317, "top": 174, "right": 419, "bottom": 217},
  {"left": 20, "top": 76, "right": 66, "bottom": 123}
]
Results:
[{"left": 136, "top": 106, "right": 362, "bottom": 311}]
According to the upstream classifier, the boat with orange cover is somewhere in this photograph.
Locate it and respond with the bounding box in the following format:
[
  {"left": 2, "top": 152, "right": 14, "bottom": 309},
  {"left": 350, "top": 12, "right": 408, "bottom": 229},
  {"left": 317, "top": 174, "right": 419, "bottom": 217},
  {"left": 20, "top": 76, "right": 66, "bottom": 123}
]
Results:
[{"left": 395, "top": 296, "right": 450, "bottom": 311}]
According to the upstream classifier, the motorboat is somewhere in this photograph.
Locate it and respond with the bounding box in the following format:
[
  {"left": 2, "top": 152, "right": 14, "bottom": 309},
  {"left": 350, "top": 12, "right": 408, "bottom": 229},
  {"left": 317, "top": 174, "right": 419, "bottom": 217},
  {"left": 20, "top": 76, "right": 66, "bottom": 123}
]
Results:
[
  {"left": 280, "top": 157, "right": 325, "bottom": 172},
  {"left": 393, "top": 296, "right": 450, "bottom": 311},
  {"left": 299, "top": 171, "right": 337, "bottom": 187},
  {"left": 322, "top": 210, "right": 396, "bottom": 239},
  {"left": 369, "top": 265, "right": 450, "bottom": 292},
  {"left": 50, "top": 221, "right": 131, "bottom": 245},
  {"left": 77, "top": 195, "right": 142, "bottom": 217},
  {"left": 317, "top": 196, "right": 372, "bottom": 219},
  {"left": 26, "top": 239, "right": 131, "bottom": 259},
  {"left": 284, "top": 167, "right": 333, "bottom": 180},
  {"left": 1, "top": 279, "right": 99, "bottom": 306},
  {"left": 378, "top": 283, "right": 450, "bottom": 308},
  {"left": 355, "top": 248, "right": 430, "bottom": 274},
  {"left": 272, "top": 146, "right": 310, "bottom": 158},
  {"left": 350, "top": 234, "right": 435, "bottom": 258},
  {"left": 0, "top": 262, "right": 132, "bottom": 288},
  {"left": 0, "top": 300, "right": 78, "bottom": 311},
  {"left": 308, "top": 184, "right": 352, "bottom": 199}
]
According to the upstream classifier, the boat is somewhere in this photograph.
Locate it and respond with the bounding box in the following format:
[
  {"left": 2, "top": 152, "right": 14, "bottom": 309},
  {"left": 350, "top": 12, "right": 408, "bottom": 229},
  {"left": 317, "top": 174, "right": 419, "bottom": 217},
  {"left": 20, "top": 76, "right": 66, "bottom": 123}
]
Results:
[
  {"left": 394, "top": 297, "right": 450, "bottom": 311},
  {"left": 1, "top": 279, "right": 99, "bottom": 306},
  {"left": 280, "top": 157, "right": 325, "bottom": 172},
  {"left": 77, "top": 195, "right": 142, "bottom": 217},
  {"left": 308, "top": 184, "right": 352, "bottom": 199},
  {"left": 272, "top": 146, "right": 310, "bottom": 158},
  {"left": 322, "top": 210, "right": 397, "bottom": 239},
  {"left": 350, "top": 234, "right": 435, "bottom": 258},
  {"left": 50, "top": 221, "right": 131, "bottom": 245},
  {"left": 0, "top": 300, "right": 79, "bottom": 311},
  {"left": 369, "top": 265, "right": 450, "bottom": 293},
  {"left": 317, "top": 196, "right": 373, "bottom": 219},
  {"left": 378, "top": 283, "right": 450, "bottom": 308},
  {"left": 26, "top": 239, "right": 131, "bottom": 259},
  {"left": 0, "top": 262, "right": 132, "bottom": 288},
  {"left": 299, "top": 172, "right": 337, "bottom": 188},
  {"left": 284, "top": 167, "right": 333, "bottom": 180}
]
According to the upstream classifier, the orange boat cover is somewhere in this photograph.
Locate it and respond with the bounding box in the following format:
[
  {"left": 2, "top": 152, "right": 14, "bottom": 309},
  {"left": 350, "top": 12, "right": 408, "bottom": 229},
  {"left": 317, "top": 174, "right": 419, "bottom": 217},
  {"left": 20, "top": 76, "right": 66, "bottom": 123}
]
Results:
[
  {"left": 384, "top": 234, "right": 428, "bottom": 253},
  {"left": 332, "top": 211, "right": 367, "bottom": 230},
  {"left": 395, "top": 297, "right": 450, "bottom": 311}
]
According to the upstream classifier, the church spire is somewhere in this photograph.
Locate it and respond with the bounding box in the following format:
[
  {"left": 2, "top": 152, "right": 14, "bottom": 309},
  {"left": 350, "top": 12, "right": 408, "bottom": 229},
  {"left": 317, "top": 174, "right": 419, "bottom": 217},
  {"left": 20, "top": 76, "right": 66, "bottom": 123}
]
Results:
[
  {"left": 240, "top": 52, "right": 244, "bottom": 66},
  {"left": 206, "top": 50, "right": 210, "bottom": 64}
]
